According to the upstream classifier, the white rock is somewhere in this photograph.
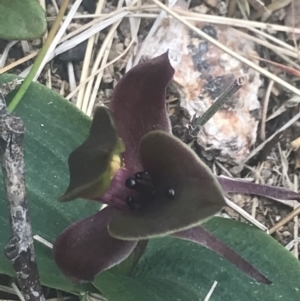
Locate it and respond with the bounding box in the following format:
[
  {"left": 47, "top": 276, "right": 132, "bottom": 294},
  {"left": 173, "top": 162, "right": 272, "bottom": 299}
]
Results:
[{"left": 140, "top": 16, "right": 261, "bottom": 164}]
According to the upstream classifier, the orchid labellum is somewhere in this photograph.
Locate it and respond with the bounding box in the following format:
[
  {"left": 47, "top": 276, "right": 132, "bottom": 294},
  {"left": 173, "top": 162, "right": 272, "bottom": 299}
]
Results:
[{"left": 53, "top": 53, "right": 299, "bottom": 284}]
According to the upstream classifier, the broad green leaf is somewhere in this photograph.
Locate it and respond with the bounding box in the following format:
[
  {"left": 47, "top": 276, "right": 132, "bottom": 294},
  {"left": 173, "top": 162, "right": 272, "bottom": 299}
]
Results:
[
  {"left": 0, "top": 74, "right": 99, "bottom": 293},
  {"left": 94, "top": 272, "right": 197, "bottom": 301},
  {"left": 94, "top": 218, "right": 300, "bottom": 301},
  {"left": 0, "top": 0, "right": 46, "bottom": 40}
]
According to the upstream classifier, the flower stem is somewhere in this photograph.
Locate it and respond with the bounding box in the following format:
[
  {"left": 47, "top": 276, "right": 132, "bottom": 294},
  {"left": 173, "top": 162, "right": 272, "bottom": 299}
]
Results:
[{"left": 8, "top": 0, "right": 70, "bottom": 112}]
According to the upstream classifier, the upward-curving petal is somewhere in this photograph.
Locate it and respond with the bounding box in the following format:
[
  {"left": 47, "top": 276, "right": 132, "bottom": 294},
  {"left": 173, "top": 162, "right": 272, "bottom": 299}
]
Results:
[
  {"left": 53, "top": 207, "right": 138, "bottom": 282},
  {"left": 110, "top": 53, "right": 174, "bottom": 171},
  {"left": 59, "top": 106, "right": 124, "bottom": 202},
  {"left": 218, "top": 176, "right": 300, "bottom": 201}
]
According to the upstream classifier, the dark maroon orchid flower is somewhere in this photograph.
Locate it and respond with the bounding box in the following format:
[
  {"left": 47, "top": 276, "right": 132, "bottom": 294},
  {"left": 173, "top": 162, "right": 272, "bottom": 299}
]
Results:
[{"left": 53, "top": 53, "right": 299, "bottom": 285}]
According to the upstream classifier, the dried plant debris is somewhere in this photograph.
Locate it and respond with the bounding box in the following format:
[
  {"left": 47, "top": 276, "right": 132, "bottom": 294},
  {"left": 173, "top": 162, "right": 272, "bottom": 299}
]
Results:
[
  {"left": 0, "top": 79, "right": 22, "bottom": 95},
  {"left": 141, "top": 15, "right": 261, "bottom": 164},
  {"left": 284, "top": 1, "right": 300, "bottom": 40},
  {"left": 291, "top": 137, "right": 300, "bottom": 169}
]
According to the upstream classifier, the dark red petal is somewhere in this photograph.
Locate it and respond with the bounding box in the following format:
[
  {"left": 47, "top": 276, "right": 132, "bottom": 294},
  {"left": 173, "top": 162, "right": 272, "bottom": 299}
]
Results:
[
  {"left": 108, "top": 131, "right": 225, "bottom": 240},
  {"left": 60, "top": 106, "right": 124, "bottom": 202},
  {"left": 53, "top": 207, "right": 138, "bottom": 282},
  {"left": 218, "top": 176, "right": 300, "bottom": 200},
  {"left": 110, "top": 52, "right": 174, "bottom": 172},
  {"left": 173, "top": 226, "right": 271, "bottom": 284},
  {"left": 108, "top": 240, "right": 148, "bottom": 275}
]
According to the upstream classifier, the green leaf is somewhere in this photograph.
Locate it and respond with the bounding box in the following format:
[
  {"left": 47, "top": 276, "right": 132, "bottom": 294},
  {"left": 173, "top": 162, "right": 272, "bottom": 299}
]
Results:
[
  {"left": 94, "top": 218, "right": 300, "bottom": 301},
  {"left": 94, "top": 272, "right": 198, "bottom": 301},
  {"left": 0, "top": 74, "right": 99, "bottom": 293},
  {"left": 0, "top": 0, "right": 46, "bottom": 40}
]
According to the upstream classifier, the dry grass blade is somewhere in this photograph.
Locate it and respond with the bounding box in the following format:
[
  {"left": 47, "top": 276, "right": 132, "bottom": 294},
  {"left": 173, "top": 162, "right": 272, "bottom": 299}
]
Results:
[
  {"left": 293, "top": 175, "right": 299, "bottom": 258},
  {"left": 81, "top": 0, "right": 133, "bottom": 114},
  {"left": 76, "top": 0, "right": 106, "bottom": 110},
  {"left": 0, "top": 51, "right": 38, "bottom": 74},
  {"left": 267, "top": 95, "right": 300, "bottom": 122},
  {"left": 252, "top": 0, "right": 291, "bottom": 20},
  {"left": 124, "top": 0, "right": 142, "bottom": 70},
  {"left": 0, "top": 284, "right": 17, "bottom": 295},
  {"left": 80, "top": 17, "right": 122, "bottom": 113},
  {"left": 247, "top": 0, "right": 268, "bottom": 13},
  {"left": 246, "top": 111, "right": 300, "bottom": 162},
  {"left": 268, "top": 205, "right": 300, "bottom": 235},
  {"left": 237, "top": 0, "right": 250, "bottom": 19},
  {"left": 84, "top": 14, "right": 123, "bottom": 114},
  {"left": 46, "top": 5, "right": 300, "bottom": 34},
  {"left": 251, "top": 55, "right": 300, "bottom": 75},
  {"left": 19, "top": 12, "right": 128, "bottom": 78},
  {"left": 52, "top": 12, "right": 128, "bottom": 58},
  {"left": 33, "top": 235, "right": 53, "bottom": 249},
  {"left": 173, "top": 7, "right": 300, "bottom": 33},
  {"left": 1, "top": 10, "right": 128, "bottom": 76},
  {"left": 233, "top": 28, "right": 299, "bottom": 58},
  {"left": 204, "top": 281, "right": 218, "bottom": 301},
  {"left": 0, "top": 41, "right": 17, "bottom": 68},
  {"left": 33, "top": 0, "right": 83, "bottom": 81},
  {"left": 66, "top": 40, "right": 135, "bottom": 100},
  {"left": 260, "top": 80, "right": 274, "bottom": 141},
  {"left": 39, "top": 0, "right": 53, "bottom": 90},
  {"left": 247, "top": 27, "right": 296, "bottom": 52},
  {"left": 286, "top": 238, "right": 300, "bottom": 251},
  {"left": 11, "top": 283, "right": 25, "bottom": 301},
  {"left": 134, "top": 0, "right": 178, "bottom": 66},
  {"left": 225, "top": 197, "right": 268, "bottom": 231}
]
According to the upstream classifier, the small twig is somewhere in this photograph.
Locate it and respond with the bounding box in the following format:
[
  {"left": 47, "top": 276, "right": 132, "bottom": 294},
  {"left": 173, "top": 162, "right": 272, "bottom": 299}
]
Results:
[
  {"left": 0, "top": 51, "right": 38, "bottom": 74},
  {"left": 0, "top": 92, "right": 45, "bottom": 301},
  {"left": 184, "top": 77, "right": 244, "bottom": 141},
  {"left": 260, "top": 80, "right": 274, "bottom": 141},
  {"left": 196, "top": 77, "right": 245, "bottom": 127},
  {"left": 204, "top": 281, "right": 218, "bottom": 301},
  {"left": 268, "top": 205, "right": 300, "bottom": 235}
]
